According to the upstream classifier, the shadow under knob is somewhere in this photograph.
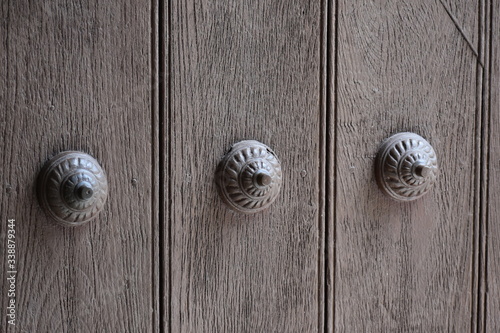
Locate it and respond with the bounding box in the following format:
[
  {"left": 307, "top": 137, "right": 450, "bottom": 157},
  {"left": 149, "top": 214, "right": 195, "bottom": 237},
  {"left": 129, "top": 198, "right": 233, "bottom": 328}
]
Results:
[
  {"left": 375, "top": 132, "right": 438, "bottom": 201},
  {"left": 37, "top": 151, "right": 108, "bottom": 226},
  {"left": 216, "top": 140, "right": 282, "bottom": 213}
]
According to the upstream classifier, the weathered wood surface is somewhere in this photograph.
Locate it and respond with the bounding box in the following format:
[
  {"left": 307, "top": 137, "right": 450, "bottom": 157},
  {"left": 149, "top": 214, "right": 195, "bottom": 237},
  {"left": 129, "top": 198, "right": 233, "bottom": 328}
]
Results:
[
  {"left": 1, "top": 0, "right": 496, "bottom": 331},
  {"left": 335, "top": 0, "right": 479, "bottom": 331},
  {"left": 440, "top": 0, "right": 479, "bottom": 57},
  {"left": 487, "top": 0, "right": 500, "bottom": 331},
  {"left": 167, "top": 0, "right": 323, "bottom": 331},
  {"left": 0, "top": 1, "right": 155, "bottom": 331}
]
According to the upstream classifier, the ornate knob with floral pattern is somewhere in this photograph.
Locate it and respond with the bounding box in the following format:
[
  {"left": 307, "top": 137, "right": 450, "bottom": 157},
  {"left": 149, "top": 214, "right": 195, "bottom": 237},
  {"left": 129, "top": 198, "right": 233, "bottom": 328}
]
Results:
[
  {"left": 216, "top": 140, "right": 282, "bottom": 213},
  {"left": 375, "top": 132, "right": 438, "bottom": 201},
  {"left": 37, "top": 151, "right": 108, "bottom": 226}
]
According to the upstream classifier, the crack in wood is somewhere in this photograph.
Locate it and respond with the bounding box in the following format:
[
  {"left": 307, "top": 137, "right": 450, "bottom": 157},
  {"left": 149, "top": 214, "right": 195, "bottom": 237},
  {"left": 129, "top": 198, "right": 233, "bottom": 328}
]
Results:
[{"left": 437, "top": 0, "right": 482, "bottom": 65}]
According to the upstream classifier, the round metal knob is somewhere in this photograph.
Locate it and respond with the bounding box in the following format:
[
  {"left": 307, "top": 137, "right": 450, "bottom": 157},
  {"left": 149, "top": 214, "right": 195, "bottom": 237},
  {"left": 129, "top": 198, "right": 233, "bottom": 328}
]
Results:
[
  {"left": 375, "top": 132, "right": 438, "bottom": 201},
  {"left": 37, "top": 151, "right": 108, "bottom": 226},
  {"left": 216, "top": 140, "right": 282, "bottom": 213}
]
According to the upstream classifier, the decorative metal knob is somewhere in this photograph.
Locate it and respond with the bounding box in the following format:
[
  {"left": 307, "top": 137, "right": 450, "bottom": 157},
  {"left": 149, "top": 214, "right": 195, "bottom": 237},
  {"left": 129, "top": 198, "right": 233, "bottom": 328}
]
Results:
[
  {"left": 37, "top": 151, "right": 108, "bottom": 226},
  {"left": 216, "top": 140, "right": 282, "bottom": 213},
  {"left": 375, "top": 132, "right": 438, "bottom": 201}
]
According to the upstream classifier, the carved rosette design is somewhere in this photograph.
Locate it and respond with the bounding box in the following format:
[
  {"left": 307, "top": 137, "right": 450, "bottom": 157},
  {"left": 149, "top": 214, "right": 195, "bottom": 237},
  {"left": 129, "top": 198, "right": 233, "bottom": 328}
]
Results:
[
  {"left": 37, "top": 151, "right": 108, "bottom": 226},
  {"left": 375, "top": 132, "right": 438, "bottom": 201},
  {"left": 216, "top": 140, "right": 282, "bottom": 213}
]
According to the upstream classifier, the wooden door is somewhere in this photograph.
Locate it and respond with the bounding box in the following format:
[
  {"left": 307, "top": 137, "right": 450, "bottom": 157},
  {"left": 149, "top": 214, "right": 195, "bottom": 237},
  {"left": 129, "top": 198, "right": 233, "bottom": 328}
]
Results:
[{"left": 1, "top": 0, "right": 499, "bottom": 332}]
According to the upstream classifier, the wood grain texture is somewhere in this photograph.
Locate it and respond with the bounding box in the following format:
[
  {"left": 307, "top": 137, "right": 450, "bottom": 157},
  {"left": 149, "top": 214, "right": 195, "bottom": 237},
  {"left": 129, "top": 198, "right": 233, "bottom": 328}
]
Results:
[
  {"left": 335, "top": 0, "right": 479, "bottom": 331},
  {"left": 440, "top": 0, "right": 479, "bottom": 57},
  {"left": 486, "top": 0, "right": 500, "bottom": 330},
  {"left": 0, "top": 1, "right": 155, "bottom": 331},
  {"left": 167, "top": 0, "right": 322, "bottom": 331},
  {"left": 324, "top": 0, "right": 335, "bottom": 332}
]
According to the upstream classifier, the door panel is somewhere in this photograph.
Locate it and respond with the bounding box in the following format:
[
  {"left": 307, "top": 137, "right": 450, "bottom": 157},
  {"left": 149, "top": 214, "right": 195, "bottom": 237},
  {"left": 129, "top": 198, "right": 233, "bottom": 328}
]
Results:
[
  {"left": 335, "top": 0, "right": 478, "bottom": 330},
  {"left": 1, "top": 0, "right": 498, "bottom": 332},
  {"left": 168, "top": 0, "right": 323, "bottom": 331},
  {"left": 0, "top": 1, "right": 154, "bottom": 331}
]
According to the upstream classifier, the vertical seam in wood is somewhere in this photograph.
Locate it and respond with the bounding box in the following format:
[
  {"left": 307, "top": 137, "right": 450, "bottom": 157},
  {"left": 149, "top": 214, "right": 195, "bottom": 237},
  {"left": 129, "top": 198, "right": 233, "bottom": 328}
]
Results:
[
  {"left": 471, "top": 0, "right": 481, "bottom": 327},
  {"left": 320, "top": 0, "right": 330, "bottom": 331},
  {"left": 481, "top": 0, "right": 494, "bottom": 331},
  {"left": 485, "top": 0, "right": 494, "bottom": 328},
  {"left": 334, "top": 0, "right": 339, "bottom": 330},
  {"left": 319, "top": 0, "right": 327, "bottom": 331},
  {"left": 475, "top": 0, "right": 490, "bottom": 331},
  {"left": 152, "top": 0, "right": 160, "bottom": 331},
  {"left": 481, "top": 0, "right": 491, "bottom": 331},
  {"left": 166, "top": 0, "right": 173, "bottom": 331},
  {"left": 158, "top": 0, "right": 168, "bottom": 331},
  {"left": 325, "top": 0, "right": 338, "bottom": 331}
]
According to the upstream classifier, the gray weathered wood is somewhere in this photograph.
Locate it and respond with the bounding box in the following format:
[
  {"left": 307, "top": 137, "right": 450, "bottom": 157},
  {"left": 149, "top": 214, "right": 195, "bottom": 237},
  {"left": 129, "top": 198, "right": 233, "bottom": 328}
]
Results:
[
  {"left": 486, "top": 0, "right": 500, "bottom": 330},
  {"left": 325, "top": 2, "right": 335, "bottom": 332},
  {"left": 1, "top": 1, "right": 494, "bottom": 331},
  {"left": 335, "top": 0, "right": 479, "bottom": 330},
  {"left": 167, "top": 0, "right": 323, "bottom": 331},
  {"left": 476, "top": 1, "right": 492, "bottom": 331},
  {"left": 0, "top": 1, "right": 156, "bottom": 331},
  {"left": 440, "top": 0, "right": 479, "bottom": 56}
]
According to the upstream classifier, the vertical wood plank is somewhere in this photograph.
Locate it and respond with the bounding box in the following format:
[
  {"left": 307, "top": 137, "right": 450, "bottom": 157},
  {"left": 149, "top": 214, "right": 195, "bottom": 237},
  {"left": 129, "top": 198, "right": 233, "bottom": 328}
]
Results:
[
  {"left": 335, "top": 0, "right": 479, "bottom": 330},
  {"left": 0, "top": 1, "right": 156, "bottom": 331},
  {"left": 486, "top": 0, "right": 500, "bottom": 330},
  {"left": 167, "top": 0, "right": 323, "bottom": 331}
]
